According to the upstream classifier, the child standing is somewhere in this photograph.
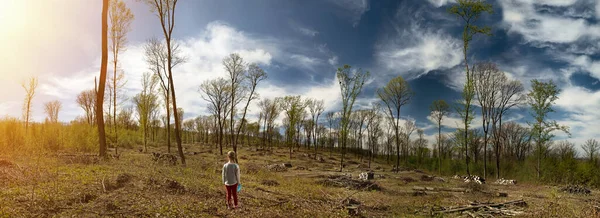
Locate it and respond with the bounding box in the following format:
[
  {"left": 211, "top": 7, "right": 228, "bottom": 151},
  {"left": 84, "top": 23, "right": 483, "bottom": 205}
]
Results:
[{"left": 222, "top": 151, "right": 240, "bottom": 209}]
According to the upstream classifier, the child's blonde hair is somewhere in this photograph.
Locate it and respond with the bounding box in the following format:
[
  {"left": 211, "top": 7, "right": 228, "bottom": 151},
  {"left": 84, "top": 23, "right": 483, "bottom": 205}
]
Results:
[{"left": 227, "top": 151, "right": 236, "bottom": 162}]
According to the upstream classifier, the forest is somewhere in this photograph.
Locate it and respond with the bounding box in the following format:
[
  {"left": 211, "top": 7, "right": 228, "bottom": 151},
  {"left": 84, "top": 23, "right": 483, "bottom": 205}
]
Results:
[{"left": 1, "top": 0, "right": 599, "bottom": 217}]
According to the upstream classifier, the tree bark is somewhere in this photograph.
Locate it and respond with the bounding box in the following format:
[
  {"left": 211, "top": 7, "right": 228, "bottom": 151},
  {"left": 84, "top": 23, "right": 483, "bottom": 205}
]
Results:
[{"left": 97, "top": 0, "right": 109, "bottom": 159}]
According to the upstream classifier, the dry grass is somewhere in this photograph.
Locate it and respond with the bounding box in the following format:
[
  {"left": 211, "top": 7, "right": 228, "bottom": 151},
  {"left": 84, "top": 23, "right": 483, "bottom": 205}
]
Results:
[{"left": 0, "top": 145, "right": 598, "bottom": 217}]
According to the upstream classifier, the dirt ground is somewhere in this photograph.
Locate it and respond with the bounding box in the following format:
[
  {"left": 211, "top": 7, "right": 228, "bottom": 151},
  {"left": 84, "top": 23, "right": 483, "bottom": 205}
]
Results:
[{"left": 0, "top": 144, "right": 599, "bottom": 217}]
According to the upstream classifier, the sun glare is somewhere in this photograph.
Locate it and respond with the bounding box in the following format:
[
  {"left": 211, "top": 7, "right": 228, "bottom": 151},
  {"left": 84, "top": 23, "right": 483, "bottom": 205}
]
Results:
[{"left": 0, "top": 0, "right": 27, "bottom": 32}]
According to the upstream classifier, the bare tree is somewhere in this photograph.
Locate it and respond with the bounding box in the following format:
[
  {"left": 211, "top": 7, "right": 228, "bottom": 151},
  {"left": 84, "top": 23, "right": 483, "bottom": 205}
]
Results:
[
  {"left": 326, "top": 111, "right": 336, "bottom": 154},
  {"left": 144, "top": 38, "right": 171, "bottom": 152},
  {"left": 414, "top": 129, "right": 428, "bottom": 164},
  {"left": 21, "top": 76, "right": 38, "bottom": 134},
  {"left": 473, "top": 62, "right": 502, "bottom": 178},
  {"left": 353, "top": 109, "right": 369, "bottom": 160},
  {"left": 308, "top": 99, "right": 325, "bottom": 158},
  {"left": 582, "top": 139, "right": 599, "bottom": 164},
  {"left": 234, "top": 63, "right": 267, "bottom": 156},
  {"left": 143, "top": 0, "right": 186, "bottom": 165},
  {"left": 200, "top": 78, "right": 232, "bottom": 155},
  {"left": 96, "top": 0, "right": 110, "bottom": 158},
  {"left": 143, "top": 38, "right": 183, "bottom": 153},
  {"left": 77, "top": 89, "right": 96, "bottom": 125},
  {"left": 491, "top": 73, "right": 524, "bottom": 178},
  {"left": 338, "top": 65, "right": 369, "bottom": 172},
  {"left": 44, "top": 100, "right": 62, "bottom": 123},
  {"left": 402, "top": 119, "right": 416, "bottom": 162},
  {"left": 555, "top": 140, "right": 577, "bottom": 161},
  {"left": 365, "top": 104, "right": 381, "bottom": 168},
  {"left": 378, "top": 75, "right": 412, "bottom": 172},
  {"left": 501, "top": 122, "right": 531, "bottom": 161},
  {"left": 258, "top": 98, "right": 281, "bottom": 150},
  {"left": 222, "top": 53, "right": 247, "bottom": 154},
  {"left": 430, "top": 99, "right": 449, "bottom": 174}
]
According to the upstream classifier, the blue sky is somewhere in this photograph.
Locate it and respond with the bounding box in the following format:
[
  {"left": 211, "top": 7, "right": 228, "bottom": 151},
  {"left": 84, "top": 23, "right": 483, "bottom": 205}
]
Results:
[{"left": 1, "top": 0, "right": 599, "bottom": 152}]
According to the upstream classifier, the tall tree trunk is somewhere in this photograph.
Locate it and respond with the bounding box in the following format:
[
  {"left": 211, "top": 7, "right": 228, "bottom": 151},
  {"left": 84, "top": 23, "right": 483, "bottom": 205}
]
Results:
[
  {"left": 166, "top": 97, "right": 171, "bottom": 153},
  {"left": 97, "top": 0, "right": 109, "bottom": 159},
  {"left": 438, "top": 123, "right": 442, "bottom": 175},
  {"left": 496, "top": 115, "right": 503, "bottom": 179},
  {"left": 167, "top": 41, "right": 186, "bottom": 165},
  {"left": 113, "top": 53, "right": 118, "bottom": 155},
  {"left": 463, "top": 40, "right": 471, "bottom": 177},
  {"left": 395, "top": 108, "right": 400, "bottom": 173},
  {"left": 484, "top": 128, "right": 488, "bottom": 179}
]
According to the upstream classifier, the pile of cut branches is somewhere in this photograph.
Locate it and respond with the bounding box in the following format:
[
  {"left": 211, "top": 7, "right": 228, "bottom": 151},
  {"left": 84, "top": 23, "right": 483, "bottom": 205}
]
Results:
[{"left": 433, "top": 199, "right": 527, "bottom": 217}]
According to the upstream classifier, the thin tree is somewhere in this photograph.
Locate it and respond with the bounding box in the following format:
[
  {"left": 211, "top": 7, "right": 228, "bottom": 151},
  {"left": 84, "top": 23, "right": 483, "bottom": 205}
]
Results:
[
  {"left": 415, "top": 129, "right": 428, "bottom": 164},
  {"left": 491, "top": 74, "right": 524, "bottom": 178},
  {"left": 501, "top": 122, "right": 531, "bottom": 162},
  {"left": 449, "top": 0, "right": 493, "bottom": 176},
  {"left": 97, "top": 0, "right": 109, "bottom": 159},
  {"left": 280, "top": 96, "right": 306, "bottom": 159},
  {"left": 77, "top": 89, "right": 96, "bottom": 125},
  {"left": 133, "top": 72, "right": 159, "bottom": 152},
  {"left": 527, "top": 79, "right": 569, "bottom": 179},
  {"left": 200, "top": 78, "right": 232, "bottom": 155},
  {"left": 21, "top": 76, "right": 38, "bottom": 134},
  {"left": 326, "top": 111, "right": 335, "bottom": 155},
  {"left": 338, "top": 65, "right": 369, "bottom": 172},
  {"left": 234, "top": 63, "right": 267, "bottom": 155},
  {"left": 582, "top": 139, "right": 599, "bottom": 164},
  {"left": 109, "top": 0, "right": 133, "bottom": 155},
  {"left": 473, "top": 62, "right": 502, "bottom": 178},
  {"left": 258, "top": 98, "right": 279, "bottom": 150},
  {"left": 354, "top": 109, "right": 369, "bottom": 160},
  {"left": 43, "top": 100, "right": 62, "bottom": 123},
  {"left": 143, "top": 0, "right": 186, "bottom": 165},
  {"left": 378, "top": 75, "right": 412, "bottom": 173},
  {"left": 223, "top": 53, "right": 247, "bottom": 154},
  {"left": 143, "top": 38, "right": 183, "bottom": 153},
  {"left": 430, "top": 100, "right": 449, "bottom": 174},
  {"left": 365, "top": 104, "right": 381, "bottom": 168},
  {"left": 144, "top": 38, "right": 171, "bottom": 152},
  {"left": 308, "top": 99, "right": 325, "bottom": 158},
  {"left": 402, "top": 119, "right": 416, "bottom": 163}
]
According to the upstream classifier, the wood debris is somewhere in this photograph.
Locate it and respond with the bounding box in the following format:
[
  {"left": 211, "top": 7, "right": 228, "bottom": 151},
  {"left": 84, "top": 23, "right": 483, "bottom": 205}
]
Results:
[{"left": 433, "top": 199, "right": 527, "bottom": 217}]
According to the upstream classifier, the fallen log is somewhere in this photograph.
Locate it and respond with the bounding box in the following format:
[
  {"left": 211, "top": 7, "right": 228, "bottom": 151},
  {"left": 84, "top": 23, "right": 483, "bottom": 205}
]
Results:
[
  {"left": 413, "top": 186, "right": 471, "bottom": 193},
  {"left": 435, "top": 199, "right": 526, "bottom": 214}
]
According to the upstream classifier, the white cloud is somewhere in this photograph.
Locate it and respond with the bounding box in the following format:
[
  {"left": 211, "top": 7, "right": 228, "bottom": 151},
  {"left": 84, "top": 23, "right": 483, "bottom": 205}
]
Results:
[
  {"left": 426, "top": 0, "right": 455, "bottom": 7},
  {"left": 327, "top": 0, "right": 370, "bottom": 27},
  {"left": 291, "top": 22, "right": 319, "bottom": 37},
  {"left": 289, "top": 54, "right": 322, "bottom": 72},
  {"left": 531, "top": 0, "right": 579, "bottom": 7},
  {"left": 37, "top": 21, "right": 335, "bottom": 123},
  {"left": 328, "top": 56, "right": 339, "bottom": 66},
  {"left": 597, "top": 1, "right": 600, "bottom": 18},
  {"left": 554, "top": 85, "right": 600, "bottom": 153},
  {"left": 376, "top": 24, "right": 462, "bottom": 79},
  {"left": 499, "top": 0, "right": 600, "bottom": 44}
]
